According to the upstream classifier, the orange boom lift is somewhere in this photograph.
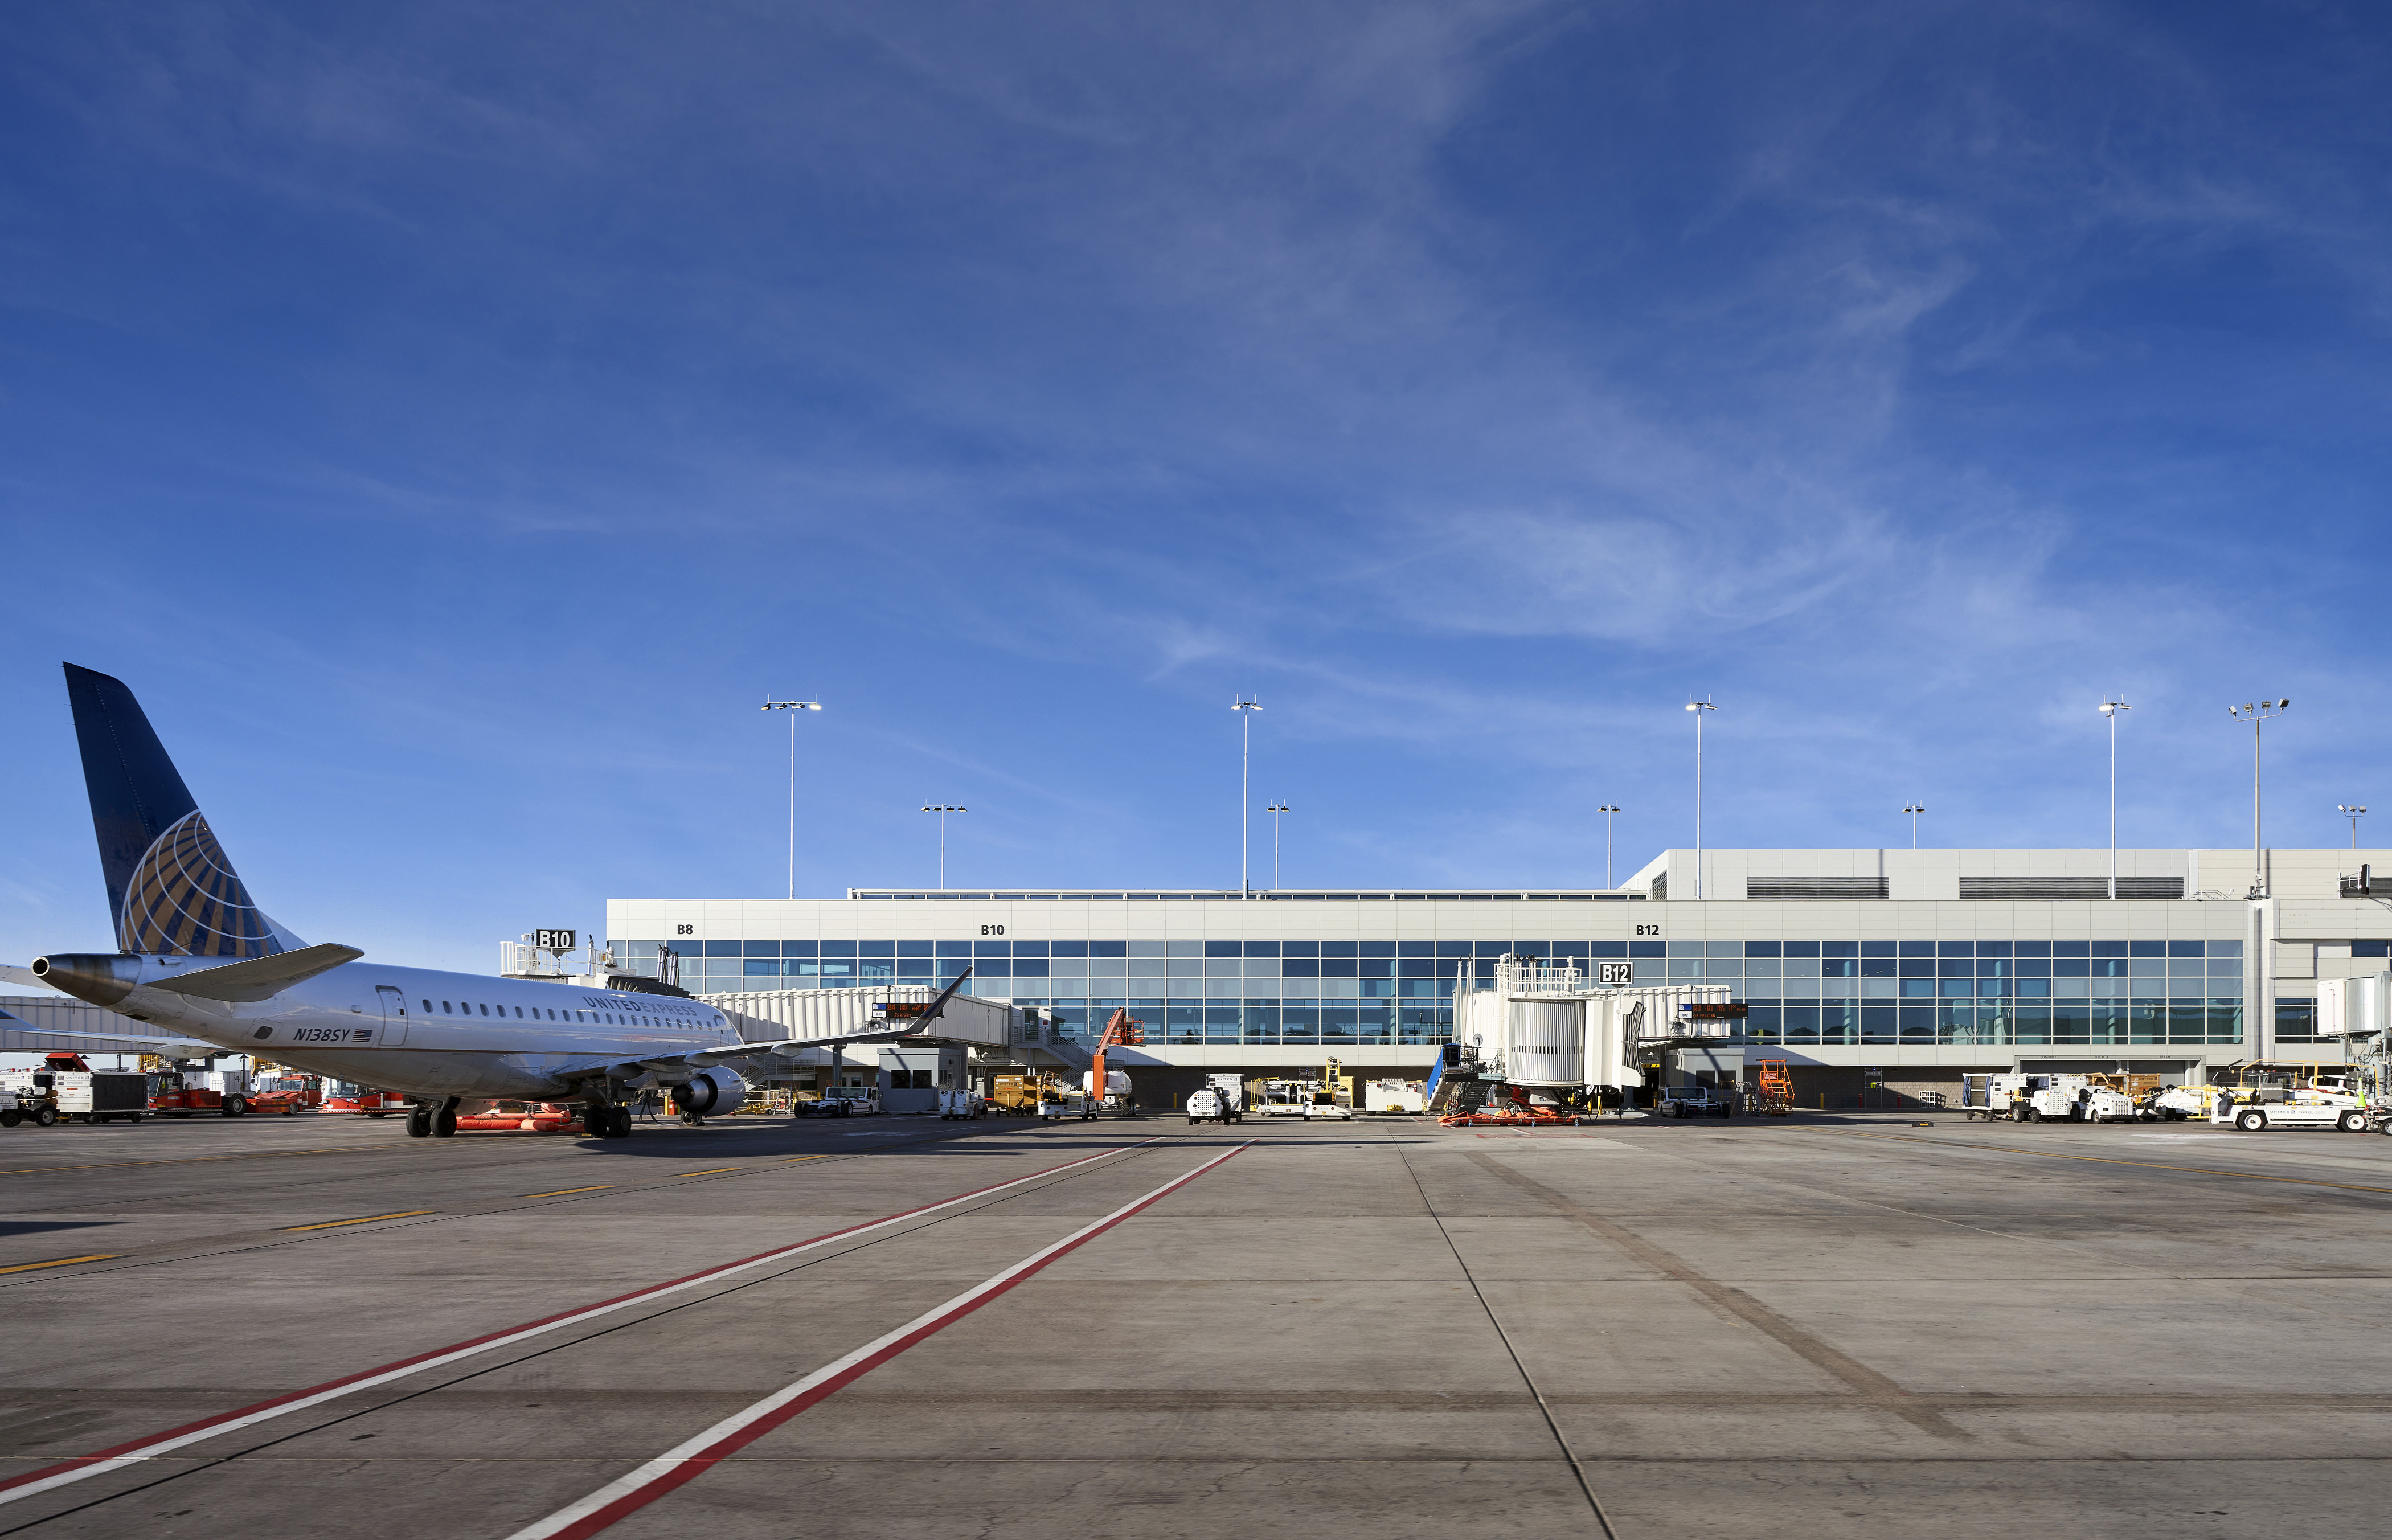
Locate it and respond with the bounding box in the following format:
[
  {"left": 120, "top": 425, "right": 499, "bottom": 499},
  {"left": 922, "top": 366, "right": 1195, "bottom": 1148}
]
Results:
[{"left": 1088, "top": 1009, "right": 1146, "bottom": 1112}]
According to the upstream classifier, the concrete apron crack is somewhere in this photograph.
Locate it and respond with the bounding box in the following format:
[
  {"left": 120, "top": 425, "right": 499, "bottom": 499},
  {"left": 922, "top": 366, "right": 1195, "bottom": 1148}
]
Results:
[
  {"left": 1394, "top": 1138, "right": 1621, "bottom": 1539},
  {"left": 1460, "top": 1149, "right": 1971, "bottom": 1443}
]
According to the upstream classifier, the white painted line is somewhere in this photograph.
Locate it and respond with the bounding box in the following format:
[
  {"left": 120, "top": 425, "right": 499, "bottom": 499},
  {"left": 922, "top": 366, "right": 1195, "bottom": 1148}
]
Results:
[
  {"left": 509, "top": 1140, "right": 1255, "bottom": 1540},
  {"left": 0, "top": 1138, "right": 1161, "bottom": 1509}
]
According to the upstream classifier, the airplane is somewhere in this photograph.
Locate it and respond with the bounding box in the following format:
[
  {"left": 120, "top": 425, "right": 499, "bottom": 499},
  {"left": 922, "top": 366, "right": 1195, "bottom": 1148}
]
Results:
[{"left": 17, "top": 663, "right": 964, "bottom": 1140}]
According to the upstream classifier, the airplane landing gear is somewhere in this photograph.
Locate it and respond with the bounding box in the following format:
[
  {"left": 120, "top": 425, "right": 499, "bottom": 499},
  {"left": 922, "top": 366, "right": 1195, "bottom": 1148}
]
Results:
[
  {"left": 584, "top": 1104, "right": 632, "bottom": 1137},
  {"left": 406, "top": 1105, "right": 432, "bottom": 1138},
  {"left": 431, "top": 1096, "right": 460, "bottom": 1138}
]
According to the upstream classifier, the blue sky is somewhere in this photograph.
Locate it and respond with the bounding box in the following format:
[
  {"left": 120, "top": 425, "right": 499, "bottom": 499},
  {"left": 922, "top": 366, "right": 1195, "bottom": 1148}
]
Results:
[{"left": 5, "top": 1, "right": 2391, "bottom": 970}]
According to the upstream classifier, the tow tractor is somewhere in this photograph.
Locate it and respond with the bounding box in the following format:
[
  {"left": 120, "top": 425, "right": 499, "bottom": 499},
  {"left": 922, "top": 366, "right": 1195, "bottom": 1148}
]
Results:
[{"left": 1, "top": 1054, "right": 149, "bottom": 1125}]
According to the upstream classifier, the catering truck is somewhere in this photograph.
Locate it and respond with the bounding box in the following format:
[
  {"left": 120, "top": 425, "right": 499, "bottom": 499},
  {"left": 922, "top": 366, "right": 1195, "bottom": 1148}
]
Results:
[{"left": 0, "top": 1054, "right": 148, "bottom": 1125}]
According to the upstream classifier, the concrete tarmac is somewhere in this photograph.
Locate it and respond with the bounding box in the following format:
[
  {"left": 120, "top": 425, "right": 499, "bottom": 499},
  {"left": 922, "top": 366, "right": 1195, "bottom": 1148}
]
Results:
[{"left": 2, "top": 1107, "right": 2389, "bottom": 1538}]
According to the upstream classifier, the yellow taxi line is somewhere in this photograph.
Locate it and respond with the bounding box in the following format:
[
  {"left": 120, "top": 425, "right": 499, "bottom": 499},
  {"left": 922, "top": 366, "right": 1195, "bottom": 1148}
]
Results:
[
  {"left": 0, "top": 1254, "right": 118, "bottom": 1275},
  {"left": 520, "top": 1185, "right": 617, "bottom": 1198},
  {"left": 1833, "top": 1128, "right": 2392, "bottom": 1196},
  {"left": 279, "top": 1210, "right": 433, "bottom": 1232},
  {"left": 675, "top": 1167, "right": 739, "bottom": 1177}
]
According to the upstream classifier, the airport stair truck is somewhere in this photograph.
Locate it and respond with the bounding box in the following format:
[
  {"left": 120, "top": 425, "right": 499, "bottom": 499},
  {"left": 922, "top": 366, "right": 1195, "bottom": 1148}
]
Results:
[
  {"left": 1424, "top": 1045, "right": 1488, "bottom": 1116},
  {"left": 1753, "top": 1060, "right": 1795, "bottom": 1116}
]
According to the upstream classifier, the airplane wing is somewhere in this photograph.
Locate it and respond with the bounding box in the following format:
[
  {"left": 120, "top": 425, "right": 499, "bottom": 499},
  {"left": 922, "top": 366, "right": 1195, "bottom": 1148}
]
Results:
[
  {"left": 619, "top": 968, "right": 976, "bottom": 1076},
  {"left": 0, "top": 963, "right": 55, "bottom": 992},
  {"left": 144, "top": 943, "right": 364, "bottom": 1003}
]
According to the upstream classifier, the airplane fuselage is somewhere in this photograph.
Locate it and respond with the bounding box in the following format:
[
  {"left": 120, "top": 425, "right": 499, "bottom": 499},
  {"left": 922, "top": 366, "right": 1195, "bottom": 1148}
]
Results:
[{"left": 88, "top": 956, "right": 739, "bottom": 1101}]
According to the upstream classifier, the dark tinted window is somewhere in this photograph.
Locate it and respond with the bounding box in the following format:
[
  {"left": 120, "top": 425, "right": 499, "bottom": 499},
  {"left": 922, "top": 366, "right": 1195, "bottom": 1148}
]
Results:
[
  {"left": 2014, "top": 941, "right": 2050, "bottom": 957},
  {"left": 1631, "top": 941, "right": 1665, "bottom": 958},
  {"left": 1977, "top": 941, "right": 2012, "bottom": 957},
  {"left": 1051, "top": 941, "right": 1089, "bottom": 957},
  {"left": 1862, "top": 941, "right": 1897, "bottom": 956},
  {"left": 1243, "top": 941, "right": 1280, "bottom": 957},
  {"left": 783, "top": 941, "right": 819, "bottom": 956},
  {"left": 898, "top": 940, "right": 933, "bottom": 956},
  {"left": 1823, "top": 941, "right": 1858, "bottom": 957},
  {"left": 1744, "top": 941, "right": 1782, "bottom": 957},
  {"left": 2092, "top": 941, "right": 2128, "bottom": 956},
  {"left": 1321, "top": 941, "right": 1357, "bottom": 957},
  {"left": 1938, "top": 941, "right": 1973, "bottom": 957},
  {"left": 1476, "top": 941, "right": 1513, "bottom": 957},
  {"left": 1206, "top": 940, "right": 1241, "bottom": 957},
  {"left": 937, "top": 940, "right": 973, "bottom": 956},
  {"left": 1010, "top": 941, "right": 1048, "bottom": 957},
  {"left": 1783, "top": 941, "right": 1820, "bottom": 957},
  {"left": 2131, "top": 941, "right": 2166, "bottom": 957},
  {"left": 2168, "top": 941, "right": 2205, "bottom": 957},
  {"left": 860, "top": 941, "right": 894, "bottom": 957},
  {"left": 1091, "top": 940, "right": 1127, "bottom": 957},
  {"left": 1281, "top": 941, "right": 1318, "bottom": 957},
  {"left": 1359, "top": 941, "right": 1396, "bottom": 957},
  {"left": 1588, "top": 941, "right": 1627, "bottom": 957},
  {"left": 1398, "top": 941, "right": 1433, "bottom": 957},
  {"left": 2053, "top": 940, "right": 2089, "bottom": 956},
  {"left": 1437, "top": 941, "right": 1473, "bottom": 957},
  {"left": 821, "top": 940, "right": 858, "bottom": 956}
]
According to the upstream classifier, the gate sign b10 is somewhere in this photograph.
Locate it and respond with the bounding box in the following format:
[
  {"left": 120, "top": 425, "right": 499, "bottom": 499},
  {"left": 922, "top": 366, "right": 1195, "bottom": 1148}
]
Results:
[{"left": 535, "top": 929, "right": 577, "bottom": 952}]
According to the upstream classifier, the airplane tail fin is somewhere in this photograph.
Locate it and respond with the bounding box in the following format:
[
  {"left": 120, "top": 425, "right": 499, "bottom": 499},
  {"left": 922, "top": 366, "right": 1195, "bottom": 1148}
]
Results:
[{"left": 62, "top": 664, "right": 293, "bottom": 957}]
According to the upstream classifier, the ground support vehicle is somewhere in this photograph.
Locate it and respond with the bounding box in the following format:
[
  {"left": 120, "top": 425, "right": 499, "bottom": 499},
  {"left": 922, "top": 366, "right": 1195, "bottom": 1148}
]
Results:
[
  {"left": 1439, "top": 1083, "right": 1574, "bottom": 1127},
  {"left": 1751, "top": 1060, "right": 1795, "bottom": 1116},
  {"left": 325, "top": 1082, "right": 409, "bottom": 1117},
  {"left": 989, "top": 1074, "right": 1072, "bottom": 1117},
  {"left": 148, "top": 1065, "right": 287, "bottom": 1119},
  {"left": 456, "top": 1101, "right": 579, "bottom": 1132},
  {"left": 1660, "top": 1088, "right": 1731, "bottom": 1119},
  {"left": 2213, "top": 1086, "right": 2371, "bottom": 1134},
  {"left": 1037, "top": 1091, "right": 1095, "bottom": 1120},
  {"left": 1362, "top": 1079, "right": 1426, "bottom": 1114},
  {"left": 1258, "top": 1078, "right": 1350, "bottom": 1119},
  {"left": 2, "top": 1055, "right": 148, "bottom": 1124},
  {"left": 1186, "top": 1087, "right": 1231, "bottom": 1123},
  {"left": 820, "top": 1085, "right": 883, "bottom": 1116},
  {"left": 0, "top": 1091, "right": 25, "bottom": 1128},
  {"left": 939, "top": 1088, "right": 986, "bottom": 1119}
]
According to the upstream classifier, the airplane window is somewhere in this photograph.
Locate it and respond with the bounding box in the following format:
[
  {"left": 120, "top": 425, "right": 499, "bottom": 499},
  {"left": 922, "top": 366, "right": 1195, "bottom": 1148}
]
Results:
[
  {"left": 421, "top": 999, "right": 432, "bottom": 1011},
  {"left": 479, "top": 1003, "right": 489, "bottom": 1015},
  {"left": 515, "top": 1006, "right": 523, "bottom": 1017},
  {"left": 442, "top": 1001, "right": 453, "bottom": 1013}
]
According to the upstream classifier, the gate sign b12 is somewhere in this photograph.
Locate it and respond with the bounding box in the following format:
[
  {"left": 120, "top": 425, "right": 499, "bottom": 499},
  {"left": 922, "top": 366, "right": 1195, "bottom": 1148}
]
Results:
[{"left": 1596, "top": 962, "right": 1633, "bottom": 985}]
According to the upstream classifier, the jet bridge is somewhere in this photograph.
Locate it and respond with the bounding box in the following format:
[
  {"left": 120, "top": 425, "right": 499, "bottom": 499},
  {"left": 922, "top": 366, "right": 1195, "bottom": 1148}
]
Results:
[{"left": 1452, "top": 957, "right": 1734, "bottom": 1093}]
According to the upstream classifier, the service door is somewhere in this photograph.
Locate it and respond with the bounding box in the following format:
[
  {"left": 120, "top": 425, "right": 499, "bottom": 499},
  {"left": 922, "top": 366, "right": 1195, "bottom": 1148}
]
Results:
[{"left": 377, "top": 985, "right": 409, "bottom": 1047}]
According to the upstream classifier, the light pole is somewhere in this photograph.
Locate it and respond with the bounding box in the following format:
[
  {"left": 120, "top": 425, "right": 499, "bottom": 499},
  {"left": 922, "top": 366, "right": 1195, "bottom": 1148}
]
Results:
[
  {"left": 2228, "top": 699, "right": 2290, "bottom": 898},
  {"left": 921, "top": 805, "right": 965, "bottom": 889},
  {"left": 1267, "top": 804, "right": 1289, "bottom": 890},
  {"left": 1598, "top": 804, "right": 1621, "bottom": 888},
  {"left": 1903, "top": 805, "right": 1925, "bottom": 850},
  {"left": 1686, "top": 698, "right": 1717, "bottom": 899},
  {"left": 1232, "top": 697, "right": 1261, "bottom": 896},
  {"left": 2099, "top": 698, "right": 2129, "bottom": 900},
  {"left": 761, "top": 697, "right": 822, "bottom": 900},
  {"left": 2340, "top": 804, "right": 2368, "bottom": 850}
]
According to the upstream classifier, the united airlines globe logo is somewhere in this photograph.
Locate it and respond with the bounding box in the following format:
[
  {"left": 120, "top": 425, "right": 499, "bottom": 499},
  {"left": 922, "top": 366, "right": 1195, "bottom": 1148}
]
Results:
[{"left": 117, "top": 811, "right": 282, "bottom": 957}]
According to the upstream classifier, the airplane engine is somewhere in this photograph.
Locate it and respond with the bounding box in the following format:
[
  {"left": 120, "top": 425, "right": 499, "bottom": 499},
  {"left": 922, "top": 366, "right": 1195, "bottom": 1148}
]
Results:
[{"left": 671, "top": 1068, "right": 747, "bottom": 1117}]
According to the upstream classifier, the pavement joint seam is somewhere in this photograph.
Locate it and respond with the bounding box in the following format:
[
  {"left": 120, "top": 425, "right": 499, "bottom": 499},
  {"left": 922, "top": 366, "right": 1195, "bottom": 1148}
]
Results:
[{"left": 1459, "top": 1148, "right": 1972, "bottom": 1443}]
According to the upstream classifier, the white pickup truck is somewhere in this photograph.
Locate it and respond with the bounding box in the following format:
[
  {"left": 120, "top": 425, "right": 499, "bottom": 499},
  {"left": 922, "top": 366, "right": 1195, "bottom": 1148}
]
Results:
[{"left": 2212, "top": 1086, "right": 2370, "bottom": 1133}]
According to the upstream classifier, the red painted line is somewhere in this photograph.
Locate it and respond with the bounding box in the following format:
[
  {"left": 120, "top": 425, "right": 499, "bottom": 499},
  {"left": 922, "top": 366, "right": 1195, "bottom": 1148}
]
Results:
[
  {"left": 511, "top": 1140, "right": 1254, "bottom": 1540},
  {"left": 0, "top": 1137, "right": 1160, "bottom": 1508}
]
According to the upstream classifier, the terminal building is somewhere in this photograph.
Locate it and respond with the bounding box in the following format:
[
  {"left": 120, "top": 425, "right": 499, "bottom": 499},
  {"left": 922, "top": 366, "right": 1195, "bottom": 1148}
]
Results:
[{"left": 609, "top": 844, "right": 2392, "bottom": 1106}]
